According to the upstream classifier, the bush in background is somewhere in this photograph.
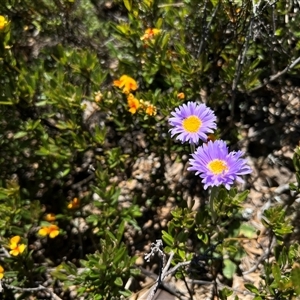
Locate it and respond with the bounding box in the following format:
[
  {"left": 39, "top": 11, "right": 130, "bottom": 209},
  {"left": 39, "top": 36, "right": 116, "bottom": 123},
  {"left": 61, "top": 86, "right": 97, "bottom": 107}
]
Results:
[{"left": 0, "top": 0, "right": 300, "bottom": 299}]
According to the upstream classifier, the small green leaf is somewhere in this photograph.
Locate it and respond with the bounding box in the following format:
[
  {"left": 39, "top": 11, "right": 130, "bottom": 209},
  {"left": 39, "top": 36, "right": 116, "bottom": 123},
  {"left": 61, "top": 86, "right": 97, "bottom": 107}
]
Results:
[
  {"left": 123, "top": 0, "right": 132, "bottom": 11},
  {"left": 0, "top": 101, "right": 13, "bottom": 105},
  {"left": 177, "top": 230, "right": 188, "bottom": 243},
  {"left": 86, "top": 214, "right": 98, "bottom": 226},
  {"left": 245, "top": 283, "right": 259, "bottom": 294},
  {"left": 35, "top": 147, "right": 50, "bottom": 156},
  {"left": 114, "top": 277, "right": 123, "bottom": 286},
  {"left": 197, "top": 232, "right": 209, "bottom": 244},
  {"left": 155, "top": 18, "right": 163, "bottom": 29},
  {"left": 116, "top": 220, "right": 126, "bottom": 243},
  {"left": 178, "top": 248, "right": 185, "bottom": 260},
  {"left": 58, "top": 168, "right": 70, "bottom": 178},
  {"left": 113, "top": 247, "right": 127, "bottom": 264},
  {"left": 32, "top": 119, "right": 41, "bottom": 129},
  {"left": 162, "top": 230, "right": 174, "bottom": 246},
  {"left": 219, "top": 287, "right": 233, "bottom": 298},
  {"left": 223, "top": 259, "right": 236, "bottom": 279},
  {"left": 120, "top": 290, "right": 132, "bottom": 297},
  {"left": 275, "top": 28, "right": 283, "bottom": 36},
  {"left": 1, "top": 271, "right": 18, "bottom": 278},
  {"left": 14, "top": 131, "right": 27, "bottom": 139},
  {"left": 239, "top": 223, "right": 257, "bottom": 238},
  {"left": 51, "top": 270, "right": 68, "bottom": 281},
  {"left": 271, "top": 262, "right": 281, "bottom": 284},
  {"left": 106, "top": 230, "right": 117, "bottom": 242},
  {"left": 235, "top": 190, "right": 249, "bottom": 203},
  {"left": 61, "top": 262, "right": 78, "bottom": 276}
]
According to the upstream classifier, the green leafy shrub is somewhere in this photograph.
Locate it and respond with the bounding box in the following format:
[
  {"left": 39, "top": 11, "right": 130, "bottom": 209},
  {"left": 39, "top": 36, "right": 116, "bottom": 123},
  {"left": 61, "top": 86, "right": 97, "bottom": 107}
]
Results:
[{"left": 0, "top": 0, "right": 300, "bottom": 299}]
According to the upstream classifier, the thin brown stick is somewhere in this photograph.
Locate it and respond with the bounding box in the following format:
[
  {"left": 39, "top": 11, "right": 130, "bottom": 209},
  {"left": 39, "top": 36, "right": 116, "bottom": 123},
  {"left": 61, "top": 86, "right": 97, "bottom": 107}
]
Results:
[{"left": 250, "top": 56, "right": 300, "bottom": 92}]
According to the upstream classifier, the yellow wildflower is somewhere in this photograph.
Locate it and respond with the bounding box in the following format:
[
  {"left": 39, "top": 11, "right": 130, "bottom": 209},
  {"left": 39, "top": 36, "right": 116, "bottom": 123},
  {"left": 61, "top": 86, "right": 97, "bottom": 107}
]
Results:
[
  {"left": 139, "top": 100, "right": 157, "bottom": 116},
  {"left": 145, "top": 104, "right": 157, "bottom": 116},
  {"left": 0, "top": 16, "right": 7, "bottom": 31},
  {"left": 177, "top": 92, "right": 185, "bottom": 100},
  {"left": 44, "top": 213, "right": 56, "bottom": 222},
  {"left": 127, "top": 94, "right": 140, "bottom": 114},
  {"left": 141, "top": 28, "right": 161, "bottom": 41},
  {"left": 68, "top": 197, "right": 80, "bottom": 209},
  {"left": 9, "top": 236, "right": 26, "bottom": 256},
  {"left": 38, "top": 224, "right": 60, "bottom": 239},
  {"left": 113, "top": 75, "right": 138, "bottom": 94},
  {"left": 0, "top": 265, "right": 4, "bottom": 279},
  {"left": 38, "top": 227, "right": 49, "bottom": 237}
]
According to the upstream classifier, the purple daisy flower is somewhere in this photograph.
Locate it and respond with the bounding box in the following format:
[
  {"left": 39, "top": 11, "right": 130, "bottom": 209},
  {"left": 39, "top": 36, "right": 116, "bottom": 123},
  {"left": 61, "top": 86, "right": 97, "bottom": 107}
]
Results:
[
  {"left": 188, "top": 140, "right": 252, "bottom": 190},
  {"left": 169, "top": 101, "right": 217, "bottom": 144}
]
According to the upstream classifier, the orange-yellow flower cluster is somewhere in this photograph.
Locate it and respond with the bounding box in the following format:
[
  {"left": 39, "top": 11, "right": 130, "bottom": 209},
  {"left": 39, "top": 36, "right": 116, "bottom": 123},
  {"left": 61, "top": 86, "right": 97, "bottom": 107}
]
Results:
[
  {"left": 38, "top": 224, "right": 60, "bottom": 239},
  {"left": 114, "top": 75, "right": 157, "bottom": 116},
  {"left": 0, "top": 265, "right": 4, "bottom": 279},
  {"left": 126, "top": 96, "right": 157, "bottom": 116},
  {"left": 44, "top": 213, "right": 56, "bottom": 222},
  {"left": 113, "top": 75, "right": 138, "bottom": 94},
  {"left": 140, "top": 100, "right": 157, "bottom": 116},
  {"left": 145, "top": 104, "right": 157, "bottom": 116},
  {"left": 9, "top": 236, "right": 26, "bottom": 256},
  {"left": 68, "top": 197, "right": 80, "bottom": 209},
  {"left": 0, "top": 16, "right": 8, "bottom": 31},
  {"left": 141, "top": 28, "right": 161, "bottom": 41},
  {"left": 127, "top": 93, "right": 140, "bottom": 114}
]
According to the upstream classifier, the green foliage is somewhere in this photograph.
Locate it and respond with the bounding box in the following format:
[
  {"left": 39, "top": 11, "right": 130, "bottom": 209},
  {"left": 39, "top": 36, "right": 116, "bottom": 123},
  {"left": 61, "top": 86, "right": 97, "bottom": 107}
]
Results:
[
  {"left": 86, "top": 168, "right": 141, "bottom": 232},
  {"left": 52, "top": 226, "right": 139, "bottom": 299},
  {"left": 0, "top": 0, "right": 300, "bottom": 298},
  {"left": 162, "top": 188, "right": 254, "bottom": 282},
  {"left": 243, "top": 146, "right": 300, "bottom": 299},
  {"left": 262, "top": 205, "right": 293, "bottom": 244},
  {"left": 246, "top": 244, "right": 300, "bottom": 299}
]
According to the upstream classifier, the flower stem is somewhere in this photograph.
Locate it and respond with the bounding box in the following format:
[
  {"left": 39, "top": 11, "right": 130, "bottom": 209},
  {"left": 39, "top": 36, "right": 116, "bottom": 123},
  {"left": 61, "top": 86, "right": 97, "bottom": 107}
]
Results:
[
  {"left": 209, "top": 186, "right": 219, "bottom": 224},
  {"left": 190, "top": 143, "right": 195, "bottom": 154}
]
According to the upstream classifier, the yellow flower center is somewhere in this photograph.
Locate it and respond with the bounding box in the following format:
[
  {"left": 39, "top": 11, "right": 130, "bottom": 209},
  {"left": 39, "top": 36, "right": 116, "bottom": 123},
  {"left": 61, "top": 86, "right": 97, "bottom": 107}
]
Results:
[
  {"left": 182, "top": 115, "right": 202, "bottom": 133},
  {"left": 207, "top": 159, "right": 228, "bottom": 175}
]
